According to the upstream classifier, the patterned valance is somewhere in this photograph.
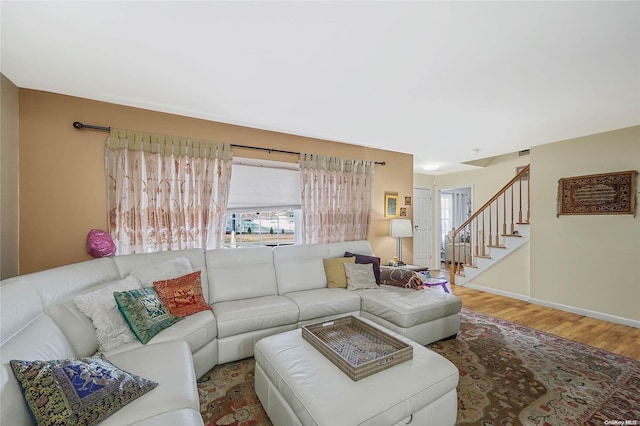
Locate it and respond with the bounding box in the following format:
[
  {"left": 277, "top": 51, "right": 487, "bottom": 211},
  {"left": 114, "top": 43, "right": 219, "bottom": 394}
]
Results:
[{"left": 108, "top": 128, "right": 232, "bottom": 160}]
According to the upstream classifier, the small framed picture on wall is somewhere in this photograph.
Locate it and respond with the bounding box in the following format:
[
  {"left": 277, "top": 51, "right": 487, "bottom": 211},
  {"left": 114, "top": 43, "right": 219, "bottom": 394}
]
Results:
[
  {"left": 404, "top": 196, "right": 412, "bottom": 206},
  {"left": 400, "top": 207, "right": 407, "bottom": 217},
  {"left": 384, "top": 193, "right": 399, "bottom": 218}
]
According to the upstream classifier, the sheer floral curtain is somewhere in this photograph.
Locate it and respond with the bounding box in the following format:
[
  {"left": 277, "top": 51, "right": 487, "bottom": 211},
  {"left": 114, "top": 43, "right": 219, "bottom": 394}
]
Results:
[
  {"left": 105, "top": 129, "right": 233, "bottom": 254},
  {"left": 299, "top": 154, "right": 374, "bottom": 244}
]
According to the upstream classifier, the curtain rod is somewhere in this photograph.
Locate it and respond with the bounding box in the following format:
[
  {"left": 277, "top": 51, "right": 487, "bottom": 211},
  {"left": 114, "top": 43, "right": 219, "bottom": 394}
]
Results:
[{"left": 72, "top": 121, "right": 386, "bottom": 166}]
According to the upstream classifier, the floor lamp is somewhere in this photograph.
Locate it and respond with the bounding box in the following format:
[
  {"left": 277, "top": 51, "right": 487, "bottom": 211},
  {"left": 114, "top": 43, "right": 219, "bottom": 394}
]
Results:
[{"left": 389, "top": 219, "right": 413, "bottom": 266}]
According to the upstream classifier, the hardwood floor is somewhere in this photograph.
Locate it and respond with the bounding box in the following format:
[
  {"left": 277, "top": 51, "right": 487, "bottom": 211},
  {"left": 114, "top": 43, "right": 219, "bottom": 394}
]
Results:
[{"left": 447, "top": 284, "right": 640, "bottom": 361}]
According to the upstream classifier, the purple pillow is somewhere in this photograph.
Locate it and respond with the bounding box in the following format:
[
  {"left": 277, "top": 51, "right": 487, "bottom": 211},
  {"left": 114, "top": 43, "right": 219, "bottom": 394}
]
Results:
[
  {"left": 86, "top": 229, "right": 116, "bottom": 258},
  {"left": 344, "top": 252, "right": 381, "bottom": 284}
]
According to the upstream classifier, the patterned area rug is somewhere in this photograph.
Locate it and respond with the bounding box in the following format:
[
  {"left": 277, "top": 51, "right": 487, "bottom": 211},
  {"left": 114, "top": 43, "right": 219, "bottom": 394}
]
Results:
[
  {"left": 198, "top": 358, "right": 272, "bottom": 426},
  {"left": 429, "top": 308, "right": 640, "bottom": 425},
  {"left": 198, "top": 309, "right": 640, "bottom": 425}
]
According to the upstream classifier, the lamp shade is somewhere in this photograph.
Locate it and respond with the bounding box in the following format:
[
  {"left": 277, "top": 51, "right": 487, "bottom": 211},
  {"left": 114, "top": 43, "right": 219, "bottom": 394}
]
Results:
[{"left": 389, "top": 219, "right": 413, "bottom": 238}]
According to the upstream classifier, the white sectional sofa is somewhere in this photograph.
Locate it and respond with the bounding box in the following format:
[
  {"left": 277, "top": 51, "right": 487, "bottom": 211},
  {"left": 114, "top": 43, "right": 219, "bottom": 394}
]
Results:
[{"left": 1, "top": 240, "right": 461, "bottom": 426}]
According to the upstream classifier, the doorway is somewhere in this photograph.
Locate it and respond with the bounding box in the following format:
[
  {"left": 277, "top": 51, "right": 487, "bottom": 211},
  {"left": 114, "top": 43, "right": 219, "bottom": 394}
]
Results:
[{"left": 438, "top": 186, "right": 472, "bottom": 264}]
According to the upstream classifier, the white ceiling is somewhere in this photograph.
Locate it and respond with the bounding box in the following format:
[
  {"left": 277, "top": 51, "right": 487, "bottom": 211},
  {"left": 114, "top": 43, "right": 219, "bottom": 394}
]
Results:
[{"left": 2, "top": 1, "right": 639, "bottom": 174}]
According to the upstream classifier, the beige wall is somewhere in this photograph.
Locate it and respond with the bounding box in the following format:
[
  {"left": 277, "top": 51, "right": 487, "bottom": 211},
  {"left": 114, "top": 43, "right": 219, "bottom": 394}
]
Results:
[
  {"left": 531, "top": 126, "right": 640, "bottom": 322},
  {"left": 17, "top": 89, "right": 413, "bottom": 274},
  {"left": 416, "top": 126, "right": 639, "bottom": 323},
  {"left": 415, "top": 153, "right": 530, "bottom": 276},
  {"left": 1, "top": 74, "right": 20, "bottom": 279}
]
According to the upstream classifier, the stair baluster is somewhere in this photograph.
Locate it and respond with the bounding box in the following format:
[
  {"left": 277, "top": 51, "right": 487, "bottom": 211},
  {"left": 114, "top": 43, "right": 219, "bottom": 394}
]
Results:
[{"left": 449, "top": 165, "right": 530, "bottom": 285}]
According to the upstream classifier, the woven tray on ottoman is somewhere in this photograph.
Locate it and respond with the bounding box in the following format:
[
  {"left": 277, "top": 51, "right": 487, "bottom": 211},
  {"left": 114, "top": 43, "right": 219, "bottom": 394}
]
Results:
[{"left": 301, "top": 315, "right": 412, "bottom": 381}]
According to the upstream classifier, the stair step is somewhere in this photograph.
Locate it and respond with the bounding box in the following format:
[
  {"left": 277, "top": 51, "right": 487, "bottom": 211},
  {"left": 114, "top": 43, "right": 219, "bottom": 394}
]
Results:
[
  {"left": 486, "top": 244, "right": 506, "bottom": 249},
  {"left": 463, "top": 263, "right": 477, "bottom": 268},
  {"left": 475, "top": 255, "right": 491, "bottom": 259},
  {"left": 516, "top": 222, "right": 530, "bottom": 225},
  {"left": 502, "top": 233, "right": 521, "bottom": 237}
]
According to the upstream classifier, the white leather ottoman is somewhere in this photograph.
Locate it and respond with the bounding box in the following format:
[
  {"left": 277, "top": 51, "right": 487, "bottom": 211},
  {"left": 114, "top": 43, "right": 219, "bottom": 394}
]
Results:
[
  {"left": 359, "top": 285, "right": 462, "bottom": 345},
  {"left": 254, "top": 318, "right": 459, "bottom": 426}
]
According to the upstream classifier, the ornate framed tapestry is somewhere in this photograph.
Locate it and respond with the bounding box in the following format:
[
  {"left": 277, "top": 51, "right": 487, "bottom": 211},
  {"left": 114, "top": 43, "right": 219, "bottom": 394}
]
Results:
[{"left": 557, "top": 170, "right": 637, "bottom": 216}]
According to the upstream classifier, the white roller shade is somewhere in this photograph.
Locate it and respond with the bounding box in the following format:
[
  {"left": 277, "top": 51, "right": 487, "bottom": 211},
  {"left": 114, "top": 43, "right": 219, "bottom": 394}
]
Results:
[{"left": 227, "top": 163, "right": 301, "bottom": 212}]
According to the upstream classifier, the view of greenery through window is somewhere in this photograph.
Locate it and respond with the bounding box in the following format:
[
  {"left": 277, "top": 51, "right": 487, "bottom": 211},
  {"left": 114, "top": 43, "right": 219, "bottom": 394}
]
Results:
[{"left": 224, "top": 211, "right": 298, "bottom": 247}]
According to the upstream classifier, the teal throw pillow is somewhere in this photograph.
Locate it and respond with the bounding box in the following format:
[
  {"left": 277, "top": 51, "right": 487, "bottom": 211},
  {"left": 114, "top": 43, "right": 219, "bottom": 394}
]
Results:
[
  {"left": 10, "top": 355, "right": 157, "bottom": 426},
  {"left": 114, "top": 287, "right": 182, "bottom": 344}
]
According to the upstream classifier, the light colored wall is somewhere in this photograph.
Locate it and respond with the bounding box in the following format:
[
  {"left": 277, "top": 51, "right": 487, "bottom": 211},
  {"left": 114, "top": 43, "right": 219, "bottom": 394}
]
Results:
[
  {"left": 1, "top": 74, "right": 20, "bottom": 279},
  {"left": 17, "top": 89, "right": 413, "bottom": 274},
  {"left": 531, "top": 126, "right": 640, "bottom": 322},
  {"left": 470, "top": 241, "right": 530, "bottom": 295},
  {"left": 415, "top": 153, "right": 530, "bottom": 277},
  {"left": 416, "top": 126, "right": 639, "bottom": 323}
]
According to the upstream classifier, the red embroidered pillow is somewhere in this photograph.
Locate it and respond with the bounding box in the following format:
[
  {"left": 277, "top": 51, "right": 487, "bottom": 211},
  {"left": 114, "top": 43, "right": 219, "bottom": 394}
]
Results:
[{"left": 153, "top": 270, "right": 211, "bottom": 317}]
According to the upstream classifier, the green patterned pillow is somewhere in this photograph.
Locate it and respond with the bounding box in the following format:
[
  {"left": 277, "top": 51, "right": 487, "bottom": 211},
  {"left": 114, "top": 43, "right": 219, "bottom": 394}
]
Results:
[
  {"left": 10, "top": 355, "right": 157, "bottom": 426},
  {"left": 114, "top": 287, "right": 182, "bottom": 344}
]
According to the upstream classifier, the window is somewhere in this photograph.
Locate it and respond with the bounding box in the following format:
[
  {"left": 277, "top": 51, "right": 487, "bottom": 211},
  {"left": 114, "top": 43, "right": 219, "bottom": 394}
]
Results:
[
  {"left": 225, "top": 158, "right": 302, "bottom": 248},
  {"left": 441, "top": 193, "right": 453, "bottom": 246},
  {"left": 224, "top": 210, "right": 302, "bottom": 247}
]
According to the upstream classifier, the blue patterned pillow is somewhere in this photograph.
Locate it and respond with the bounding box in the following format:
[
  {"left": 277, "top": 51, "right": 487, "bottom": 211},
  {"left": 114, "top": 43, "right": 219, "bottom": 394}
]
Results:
[
  {"left": 114, "top": 287, "right": 183, "bottom": 344},
  {"left": 10, "top": 355, "right": 157, "bottom": 426}
]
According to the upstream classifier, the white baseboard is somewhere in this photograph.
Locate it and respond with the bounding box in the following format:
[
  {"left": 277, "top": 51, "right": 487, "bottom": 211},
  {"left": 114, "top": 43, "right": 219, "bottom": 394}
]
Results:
[
  {"left": 462, "top": 282, "right": 531, "bottom": 302},
  {"left": 460, "top": 282, "right": 640, "bottom": 329}
]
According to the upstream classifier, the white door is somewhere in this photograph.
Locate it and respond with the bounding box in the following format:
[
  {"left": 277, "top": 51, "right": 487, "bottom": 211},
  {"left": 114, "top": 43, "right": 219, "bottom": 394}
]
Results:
[{"left": 413, "top": 188, "right": 432, "bottom": 267}]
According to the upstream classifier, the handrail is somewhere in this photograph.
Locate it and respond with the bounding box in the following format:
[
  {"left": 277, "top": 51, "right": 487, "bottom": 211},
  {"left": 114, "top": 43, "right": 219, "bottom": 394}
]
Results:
[{"left": 450, "top": 164, "right": 530, "bottom": 284}]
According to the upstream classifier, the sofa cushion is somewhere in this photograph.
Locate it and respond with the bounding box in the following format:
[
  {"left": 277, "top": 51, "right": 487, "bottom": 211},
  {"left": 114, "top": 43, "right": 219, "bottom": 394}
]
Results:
[
  {"left": 129, "top": 409, "right": 204, "bottom": 426},
  {"left": 345, "top": 263, "right": 379, "bottom": 290},
  {"left": 213, "top": 295, "right": 299, "bottom": 339},
  {"left": 344, "top": 251, "right": 381, "bottom": 284},
  {"left": 10, "top": 355, "right": 157, "bottom": 426},
  {"left": 100, "top": 341, "right": 201, "bottom": 426},
  {"left": 24, "top": 258, "right": 121, "bottom": 307},
  {"left": 274, "top": 244, "right": 330, "bottom": 294},
  {"left": 1, "top": 315, "right": 79, "bottom": 426},
  {"left": 283, "top": 288, "right": 361, "bottom": 322},
  {"left": 114, "top": 288, "right": 183, "bottom": 344},
  {"left": 74, "top": 276, "right": 142, "bottom": 351},
  {"left": 103, "top": 310, "right": 217, "bottom": 358},
  {"left": 153, "top": 271, "right": 211, "bottom": 317},
  {"left": 323, "top": 257, "right": 355, "bottom": 289},
  {"left": 46, "top": 301, "right": 100, "bottom": 357},
  {"left": 359, "top": 285, "right": 462, "bottom": 328},
  {"left": 205, "top": 247, "right": 278, "bottom": 303},
  {"left": 128, "top": 257, "right": 193, "bottom": 288},
  {"left": 326, "top": 240, "right": 374, "bottom": 258}
]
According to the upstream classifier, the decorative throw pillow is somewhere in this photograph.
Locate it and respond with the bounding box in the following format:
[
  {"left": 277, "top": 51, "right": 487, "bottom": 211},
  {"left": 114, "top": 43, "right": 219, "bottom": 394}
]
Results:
[
  {"left": 153, "top": 270, "right": 211, "bottom": 317},
  {"left": 323, "top": 257, "right": 356, "bottom": 288},
  {"left": 380, "top": 268, "right": 424, "bottom": 290},
  {"left": 114, "top": 288, "right": 182, "bottom": 344},
  {"left": 74, "top": 276, "right": 142, "bottom": 351},
  {"left": 344, "top": 263, "right": 379, "bottom": 291},
  {"left": 10, "top": 355, "right": 157, "bottom": 426},
  {"left": 344, "top": 251, "right": 382, "bottom": 284},
  {"left": 129, "top": 257, "right": 193, "bottom": 287}
]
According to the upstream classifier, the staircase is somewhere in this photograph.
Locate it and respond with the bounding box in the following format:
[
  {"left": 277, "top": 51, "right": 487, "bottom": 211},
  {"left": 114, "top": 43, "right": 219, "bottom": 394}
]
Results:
[{"left": 450, "top": 165, "right": 530, "bottom": 286}]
